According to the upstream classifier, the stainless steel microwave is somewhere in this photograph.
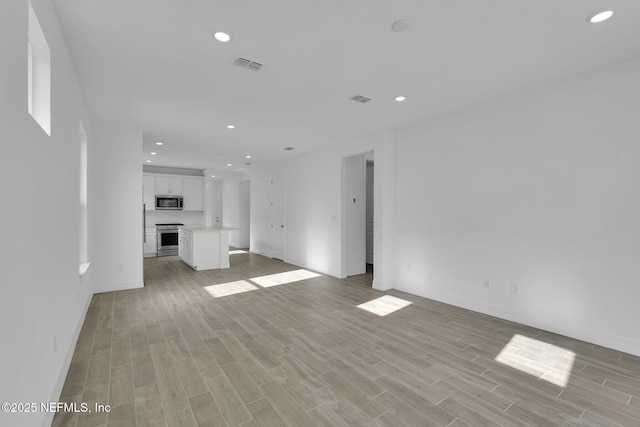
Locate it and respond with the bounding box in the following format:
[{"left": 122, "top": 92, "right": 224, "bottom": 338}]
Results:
[{"left": 155, "top": 195, "right": 183, "bottom": 210}]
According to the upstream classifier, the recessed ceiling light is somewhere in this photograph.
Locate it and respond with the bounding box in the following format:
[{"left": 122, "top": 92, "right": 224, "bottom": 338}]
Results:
[
  {"left": 211, "top": 175, "right": 216, "bottom": 178},
  {"left": 150, "top": 152, "right": 157, "bottom": 155},
  {"left": 155, "top": 142, "right": 163, "bottom": 146},
  {"left": 245, "top": 155, "right": 251, "bottom": 159},
  {"left": 226, "top": 124, "right": 235, "bottom": 129},
  {"left": 394, "top": 96, "right": 406, "bottom": 102},
  {"left": 227, "top": 163, "right": 232, "bottom": 167},
  {"left": 145, "top": 160, "right": 151, "bottom": 163},
  {"left": 213, "top": 31, "right": 231, "bottom": 42},
  {"left": 391, "top": 19, "right": 411, "bottom": 33},
  {"left": 588, "top": 10, "right": 614, "bottom": 24}
]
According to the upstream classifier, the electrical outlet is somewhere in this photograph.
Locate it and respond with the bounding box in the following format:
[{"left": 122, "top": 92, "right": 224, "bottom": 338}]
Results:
[
  {"left": 483, "top": 279, "right": 490, "bottom": 288},
  {"left": 511, "top": 283, "right": 519, "bottom": 294}
]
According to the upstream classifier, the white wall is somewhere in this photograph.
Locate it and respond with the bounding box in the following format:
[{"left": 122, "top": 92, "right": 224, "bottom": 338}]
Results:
[
  {"left": 0, "top": 1, "right": 94, "bottom": 425},
  {"left": 146, "top": 210, "right": 204, "bottom": 227},
  {"left": 223, "top": 175, "right": 241, "bottom": 246},
  {"left": 247, "top": 168, "right": 272, "bottom": 256},
  {"left": 247, "top": 130, "right": 396, "bottom": 288},
  {"left": 243, "top": 58, "right": 640, "bottom": 355},
  {"left": 394, "top": 59, "right": 640, "bottom": 356},
  {"left": 90, "top": 124, "right": 144, "bottom": 293},
  {"left": 344, "top": 154, "right": 366, "bottom": 276},
  {"left": 237, "top": 181, "right": 251, "bottom": 248}
]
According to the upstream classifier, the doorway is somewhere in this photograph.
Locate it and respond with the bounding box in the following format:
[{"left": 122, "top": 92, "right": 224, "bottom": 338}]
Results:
[
  {"left": 343, "top": 151, "right": 373, "bottom": 282},
  {"left": 238, "top": 181, "right": 250, "bottom": 249},
  {"left": 366, "top": 160, "right": 374, "bottom": 270},
  {"left": 214, "top": 186, "right": 223, "bottom": 227},
  {"left": 270, "top": 169, "right": 285, "bottom": 260}
]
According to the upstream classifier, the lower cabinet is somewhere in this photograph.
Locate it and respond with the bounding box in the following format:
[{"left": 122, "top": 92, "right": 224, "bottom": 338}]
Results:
[
  {"left": 179, "top": 227, "right": 230, "bottom": 271},
  {"left": 144, "top": 228, "right": 157, "bottom": 257},
  {"left": 178, "top": 229, "right": 193, "bottom": 266}
]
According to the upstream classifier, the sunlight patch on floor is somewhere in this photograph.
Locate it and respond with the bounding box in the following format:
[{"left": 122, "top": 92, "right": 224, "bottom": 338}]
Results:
[
  {"left": 229, "top": 250, "right": 248, "bottom": 254},
  {"left": 356, "top": 295, "right": 413, "bottom": 316},
  {"left": 495, "top": 334, "right": 576, "bottom": 387},
  {"left": 204, "top": 280, "right": 258, "bottom": 298},
  {"left": 250, "top": 269, "right": 321, "bottom": 288}
]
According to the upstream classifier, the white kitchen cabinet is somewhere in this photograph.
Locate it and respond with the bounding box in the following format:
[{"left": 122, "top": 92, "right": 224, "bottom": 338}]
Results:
[
  {"left": 143, "top": 175, "right": 155, "bottom": 210},
  {"left": 155, "top": 176, "right": 183, "bottom": 195},
  {"left": 179, "top": 226, "right": 231, "bottom": 271},
  {"left": 183, "top": 177, "right": 204, "bottom": 211},
  {"left": 178, "top": 228, "right": 193, "bottom": 265},
  {"left": 144, "top": 228, "right": 157, "bottom": 257}
]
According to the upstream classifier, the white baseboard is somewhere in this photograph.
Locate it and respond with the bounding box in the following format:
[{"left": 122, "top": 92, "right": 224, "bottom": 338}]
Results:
[
  {"left": 93, "top": 280, "right": 144, "bottom": 294},
  {"left": 283, "top": 256, "right": 339, "bottom": 278},
  {"left": 249, "top": 248, "right": 271, "bottom": 258},
  {"left": 43, "top": 290, "right": 94, "bottom": 427},
  {"left": 395, "top": 286, "right": 640, "bottom": 358},
  {"left": 372, "top": 279, "right": 392, "bottom": 291},
  {"left": 246, "top": 250, "right": 338, "bottom": 277}
]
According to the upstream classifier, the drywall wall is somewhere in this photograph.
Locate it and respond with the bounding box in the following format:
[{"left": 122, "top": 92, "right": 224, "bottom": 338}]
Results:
[
  {"left": 222, "top": 175, "right": 240, "bottom": 247},
  {"left": 90, "top": 124, "right": 144, "bottom": 294},
  {"left": 394, "top": 58, "right": 640, "bottom": 356},
  {"left": 0, "top": 1, "right": 94, "bottom": 426},
  {"left": 146, "top": 210, "right": 204, "bottom": 227},
  {"left": 237, "top": 181, "right": 251, "bottom": 248},
  {"left": 246, "top": 129, "right": 396, "bottom": 289},
  {"left": 344, "top": 154, "right": 366, "bottom": 276},
  {"left": 247, "top": 167, "right": 272, "bottom": 257}
]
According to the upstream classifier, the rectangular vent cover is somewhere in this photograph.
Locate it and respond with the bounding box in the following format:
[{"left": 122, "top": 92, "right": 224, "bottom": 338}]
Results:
[
  {"left": 234, "top": 56, "right": 264, "bottom": 71},
  {"left": 350, "top": 94, "right": 372, "bottom": 104}
]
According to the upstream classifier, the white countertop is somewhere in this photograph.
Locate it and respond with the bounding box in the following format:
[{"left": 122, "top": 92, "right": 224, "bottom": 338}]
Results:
[{"left": 179, "top": 225, "right": 238, "bottom": 232}]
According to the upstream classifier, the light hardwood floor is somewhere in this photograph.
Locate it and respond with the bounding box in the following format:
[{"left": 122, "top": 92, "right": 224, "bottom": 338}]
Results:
[{"left": 54, "top": 252, "right": 640, "bottom": 426}]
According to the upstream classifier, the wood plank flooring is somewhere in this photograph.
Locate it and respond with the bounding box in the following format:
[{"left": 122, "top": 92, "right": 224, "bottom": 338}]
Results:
[{"left": 54, "top": 252, "right": 640, "bottom": 426}]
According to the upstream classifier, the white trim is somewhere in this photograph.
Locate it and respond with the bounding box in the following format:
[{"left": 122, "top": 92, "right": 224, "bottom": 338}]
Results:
[
  {"left": 93, "top": 280, "right": 143, "bottom": 294},
  {"left": 284, "top": 255, "right": 340, "bottom": 278},
  {"left": 395, "top": 286, "right": 640, "bottom": 358},
  {"left": 372, "top": 279, "right": 392, "bottom": 291},
  {"left": 269, "top": 168, "right": 286, "bottom": 261},
  {"left": 250, "top": 248, "right": 270, "bottom": 257},
  {"left": 44, "top": 289, "right": 94, "bottom": 427}
]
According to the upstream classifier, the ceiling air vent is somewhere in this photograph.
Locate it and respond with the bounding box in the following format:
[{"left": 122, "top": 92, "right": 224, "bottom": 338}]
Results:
[
  {"left": 234, "top": 56, "right": 264, "bottom": 71},
  {"left": 349, "top": 94, "right": 372, "bottom": 104}
]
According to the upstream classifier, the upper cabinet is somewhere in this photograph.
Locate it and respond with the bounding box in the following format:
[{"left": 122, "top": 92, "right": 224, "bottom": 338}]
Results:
[
  {"left": 155, "top": 176, "right": 183, "bottom": 195},
  {"left": 144, "top": 173, "right": 204, "bottom": 211},
  {"left": 183, "top": 178, "right": 204, "bottom": 211},
  {"left": 143, "top": 175, "right": 155, "bottom": 210}
]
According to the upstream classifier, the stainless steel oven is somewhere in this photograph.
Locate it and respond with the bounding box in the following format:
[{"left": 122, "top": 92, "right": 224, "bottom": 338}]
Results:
[{"left": 156, "top": 223, "right": 183, "bottom": 256}]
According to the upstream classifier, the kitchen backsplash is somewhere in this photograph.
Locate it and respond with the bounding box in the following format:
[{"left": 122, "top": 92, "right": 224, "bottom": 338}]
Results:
[{"left": 146, "top": 210, "right": 204, "bottom": 227}]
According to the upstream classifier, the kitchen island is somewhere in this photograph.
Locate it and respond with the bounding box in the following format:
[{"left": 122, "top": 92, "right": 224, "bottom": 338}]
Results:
[{"left": 178, "top": 225, "right": 236, "bottom": 271}]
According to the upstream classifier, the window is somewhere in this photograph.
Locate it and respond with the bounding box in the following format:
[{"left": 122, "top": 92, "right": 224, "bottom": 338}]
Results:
[
  {"left": 79, "top": 123, "right": 90, "bottom": 276},
  {"left": 28, "top": 1, "right": 51, "bottom": 136}
]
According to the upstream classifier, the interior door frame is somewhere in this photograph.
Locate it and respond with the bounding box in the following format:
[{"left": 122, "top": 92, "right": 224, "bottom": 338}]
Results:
[
  {"left": 270, "top": 168, "right": 285, "bottom": 260},
  {"left": 341, "top": 150, "right": 373, "bottom": 279}
]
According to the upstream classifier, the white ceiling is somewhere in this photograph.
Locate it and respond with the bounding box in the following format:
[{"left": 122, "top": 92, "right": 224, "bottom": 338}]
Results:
[{"left": 53, "top": 0, "right": 640, "bottom": 173}]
